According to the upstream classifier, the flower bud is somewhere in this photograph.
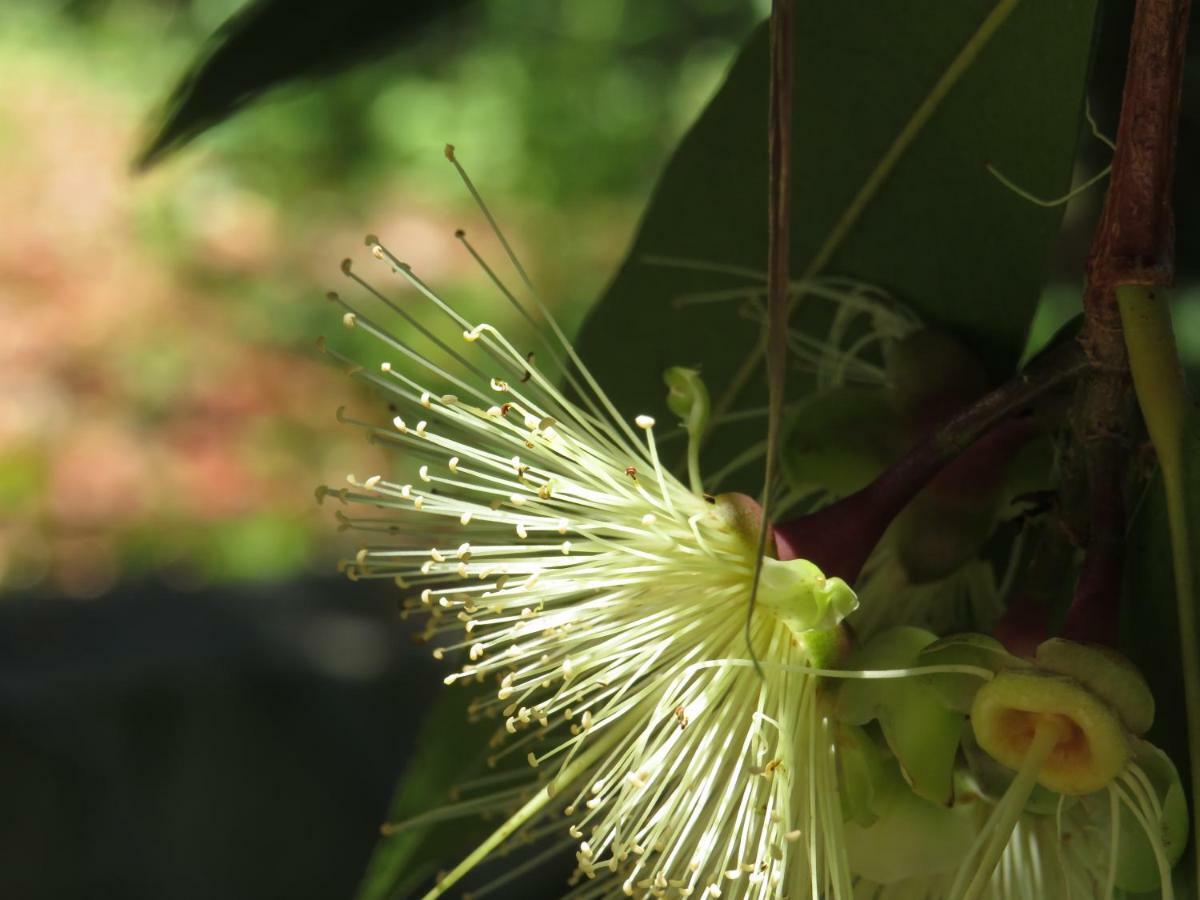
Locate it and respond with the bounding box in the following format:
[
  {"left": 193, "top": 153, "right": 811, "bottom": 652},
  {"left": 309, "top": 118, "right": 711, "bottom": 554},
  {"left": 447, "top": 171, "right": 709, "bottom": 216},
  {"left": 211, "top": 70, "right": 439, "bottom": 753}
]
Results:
[{"left": 663, "top": 366, "right": 710, "bottom": 437}]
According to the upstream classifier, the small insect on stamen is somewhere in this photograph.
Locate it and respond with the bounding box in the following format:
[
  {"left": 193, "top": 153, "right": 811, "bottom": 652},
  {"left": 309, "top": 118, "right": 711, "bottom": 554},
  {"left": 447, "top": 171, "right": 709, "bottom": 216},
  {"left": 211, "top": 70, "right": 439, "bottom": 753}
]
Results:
[
  {"left": 625, "top": 466, "right": 638, "bottom": 481},
  {"left": 674, "top": 706, "right": 689, "bottom": 731},
  {"left": 521, "top": 350, "right": 535, "bottom": 383}
]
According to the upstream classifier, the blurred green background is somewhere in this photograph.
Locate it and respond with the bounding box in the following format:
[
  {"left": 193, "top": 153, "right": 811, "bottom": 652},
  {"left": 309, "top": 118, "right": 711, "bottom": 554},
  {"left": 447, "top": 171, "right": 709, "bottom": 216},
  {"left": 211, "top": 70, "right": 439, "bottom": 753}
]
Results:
[
  {"left": 0, "top": 0, "right": 766, "bottom": 598},
  {"left": 4, "top": 0, "right": 1200, "bottom": 602}
]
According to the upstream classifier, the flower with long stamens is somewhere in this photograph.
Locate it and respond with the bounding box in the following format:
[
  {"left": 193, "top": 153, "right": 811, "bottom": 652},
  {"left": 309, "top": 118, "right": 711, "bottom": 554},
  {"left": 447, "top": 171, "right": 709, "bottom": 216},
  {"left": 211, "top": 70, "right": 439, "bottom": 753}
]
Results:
[
  {"left": 319, "top": 149, "right": 873, "bottom": 899},
  {"left": 320, "top": 151, "right": 1185, "bottom": 900}
]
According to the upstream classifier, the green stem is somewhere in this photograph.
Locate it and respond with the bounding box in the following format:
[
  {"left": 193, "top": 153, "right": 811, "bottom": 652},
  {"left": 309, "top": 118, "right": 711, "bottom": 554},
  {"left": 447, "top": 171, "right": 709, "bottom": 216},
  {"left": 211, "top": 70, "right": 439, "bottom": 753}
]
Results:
[
  {"left": 952, "top": 718, "right": 1060, "bottom": 900},
  {"left": 420, "top": 729, "right": 621, "bottom": 900},
  {"left": 1115, "top": 282, "right": 1200, "bottom": 880}
]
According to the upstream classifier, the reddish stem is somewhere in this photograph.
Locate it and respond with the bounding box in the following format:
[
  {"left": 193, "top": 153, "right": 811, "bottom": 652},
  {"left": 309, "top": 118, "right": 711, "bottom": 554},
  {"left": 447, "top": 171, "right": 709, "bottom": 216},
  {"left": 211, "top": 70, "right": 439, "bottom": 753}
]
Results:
[
  {"left": 1066, "top": 0, "right": 1191, "bottom": 641},
  {"left": 774, "top": 342, "right": 1084, "bottom": 579}
]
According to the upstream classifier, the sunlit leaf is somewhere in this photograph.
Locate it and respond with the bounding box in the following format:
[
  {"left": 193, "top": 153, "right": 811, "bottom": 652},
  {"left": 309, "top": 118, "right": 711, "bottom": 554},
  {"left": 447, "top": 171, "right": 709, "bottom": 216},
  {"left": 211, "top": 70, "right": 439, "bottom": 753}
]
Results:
[{"left": 136, "top": 0, "right": 472, "bottom": 170}]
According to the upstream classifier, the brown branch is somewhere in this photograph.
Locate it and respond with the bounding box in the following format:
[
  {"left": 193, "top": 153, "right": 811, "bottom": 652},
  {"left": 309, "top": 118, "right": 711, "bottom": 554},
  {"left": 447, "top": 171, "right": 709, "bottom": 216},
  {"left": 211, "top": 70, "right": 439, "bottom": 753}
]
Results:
[
  {"left": 1086, "top": 0, "right": 1190, "bottom": 298},
  {"left": 774, "top": 340, "right": 1087, "bottom": 580},
  {"left": 763, "top": 0, "right": 794, "bottom": 501},
  {"left": 1072, "top": 0, "right": 1191, "bottom": 643},
  {"left": 747, "top": 0, "right": 795, "bottom": 658}
]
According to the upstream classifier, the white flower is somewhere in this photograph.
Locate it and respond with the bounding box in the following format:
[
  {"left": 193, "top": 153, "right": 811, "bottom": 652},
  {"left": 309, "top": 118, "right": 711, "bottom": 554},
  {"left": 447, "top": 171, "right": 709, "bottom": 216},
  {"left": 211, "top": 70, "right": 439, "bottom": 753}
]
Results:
[{"left": 320, "top": 153, "right": 862, "bottom": 899}]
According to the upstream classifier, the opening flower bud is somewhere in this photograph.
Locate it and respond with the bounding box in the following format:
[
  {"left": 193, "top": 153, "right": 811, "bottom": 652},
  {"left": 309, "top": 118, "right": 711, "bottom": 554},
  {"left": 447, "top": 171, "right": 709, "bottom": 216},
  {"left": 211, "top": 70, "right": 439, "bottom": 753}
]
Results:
[
  {"left": 664, "top": 367, "right": 710, "bottom": 495},
  {"left": 1033, "top": 637, "right": 1154, "bottom": 734},
  {"left": 663, "top": 366, "right": 710, "bottom": 434},
  {"left": 971, "top": 669, "right": 1130, "bottom": 795}
]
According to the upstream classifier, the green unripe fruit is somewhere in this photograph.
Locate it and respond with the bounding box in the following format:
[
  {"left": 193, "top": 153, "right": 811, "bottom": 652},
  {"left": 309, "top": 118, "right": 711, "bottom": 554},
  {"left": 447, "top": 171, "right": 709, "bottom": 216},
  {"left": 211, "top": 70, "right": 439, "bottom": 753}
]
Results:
[
  {"left": 887, "top": 329, "right": 989, "bottom": 426},
  {"left": 782, "top": 386, "right": 900, "bottom": 496},
  {"left": 886, "top": 330, "right": 1016, "bottom": 584}
]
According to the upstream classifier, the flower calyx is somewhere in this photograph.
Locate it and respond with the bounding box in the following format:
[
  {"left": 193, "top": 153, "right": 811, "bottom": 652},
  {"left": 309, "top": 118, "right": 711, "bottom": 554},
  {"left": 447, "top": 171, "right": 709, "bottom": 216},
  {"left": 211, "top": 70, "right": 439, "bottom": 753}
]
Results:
[
  {"left": 714, "top": 492, "right": 858, "bottom": 644},
  {"left": 971, "top": 638, "right": 1153, "bottom": 795}
]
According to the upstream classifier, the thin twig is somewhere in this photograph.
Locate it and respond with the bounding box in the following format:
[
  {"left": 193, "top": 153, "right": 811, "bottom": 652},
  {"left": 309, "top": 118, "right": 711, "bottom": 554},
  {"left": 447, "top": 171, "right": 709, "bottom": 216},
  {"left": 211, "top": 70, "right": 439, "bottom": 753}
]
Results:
[{"left": 747, "top": 0, "right": 795, "bottom": 668}]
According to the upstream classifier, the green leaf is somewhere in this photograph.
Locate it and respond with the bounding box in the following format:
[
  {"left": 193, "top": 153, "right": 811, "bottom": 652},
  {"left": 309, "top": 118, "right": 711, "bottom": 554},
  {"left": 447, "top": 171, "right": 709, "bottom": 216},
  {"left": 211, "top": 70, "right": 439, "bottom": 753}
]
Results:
[
  {"left": 355, "top": 684, "right": 493, "bottom": 900},
  {"left": 917, "top": 632, "right": 1025, "bottom": 713},
  {"left": 577, "top": 0, "right": 1098, "bottom": 491},
  {"left": 136, "top": 0, "right": 472, "bottom": 170},
  {"left": 837, "top": 626, "right": 964, "bottom": 806}
]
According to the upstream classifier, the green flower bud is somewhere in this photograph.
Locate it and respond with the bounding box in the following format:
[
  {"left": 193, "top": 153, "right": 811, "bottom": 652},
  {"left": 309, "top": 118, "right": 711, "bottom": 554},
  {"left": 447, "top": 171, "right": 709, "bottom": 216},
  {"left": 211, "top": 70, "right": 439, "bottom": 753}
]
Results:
[
  {"left": 663, "top": 366, "right": 710, "bottom": 435},
  {"left": 664, "top": 366, "right": 710, "bottom": 493},
  {"left": 782, "top": 386, "right": 900, "bottom": 495},
  {"left": 887, "top": 329, "right": 988, "bottom": 424}
]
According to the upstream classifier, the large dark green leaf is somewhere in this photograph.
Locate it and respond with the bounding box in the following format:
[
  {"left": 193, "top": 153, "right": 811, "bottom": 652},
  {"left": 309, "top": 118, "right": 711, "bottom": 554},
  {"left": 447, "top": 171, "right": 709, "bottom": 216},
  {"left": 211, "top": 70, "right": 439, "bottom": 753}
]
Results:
[
  {"left": 355, "top": 684, "right": 493, "bottom": 900},
  {"left": 136, "top": 0, "right": 472, "bottom": 170},
  {"left": 577, "top": 0, "right": 1098, "bottom": 492}
]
